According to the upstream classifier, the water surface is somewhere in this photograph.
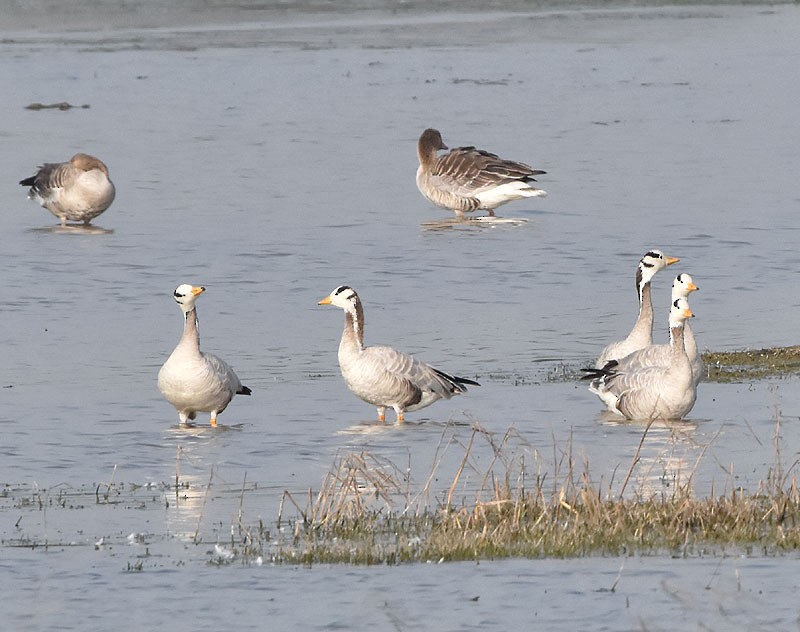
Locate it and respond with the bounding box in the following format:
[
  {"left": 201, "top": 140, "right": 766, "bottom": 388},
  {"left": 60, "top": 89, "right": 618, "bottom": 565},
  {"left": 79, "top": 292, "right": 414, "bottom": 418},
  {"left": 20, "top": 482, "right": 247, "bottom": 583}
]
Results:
[{"left": 1, "top": 2, "right": 800, "bottom": 630}]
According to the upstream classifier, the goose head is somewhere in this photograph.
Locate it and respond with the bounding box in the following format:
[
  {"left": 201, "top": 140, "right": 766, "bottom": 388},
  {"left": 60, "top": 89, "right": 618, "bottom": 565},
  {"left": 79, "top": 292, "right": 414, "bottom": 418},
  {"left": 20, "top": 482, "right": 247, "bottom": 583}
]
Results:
[
  {"left": 668, "top": 297, "right": 694, "bottom": 328},
  {"left": 173, "top": 284, "right": 205, "bottom": 314},
  {"left": 671, "top": 273, "right": 699, "bottom": 300},
  {"left": 636, "top": 249, "right": 679, "bottom": 289},
  {"left": 418, "top": 128, "right": 448, "bottom": 163},
  {"left": 318, "top": 285, "right": 360, "bottom": 311},
  {"left": 70, "top": 153, "right": 110, "bottom": 176}
]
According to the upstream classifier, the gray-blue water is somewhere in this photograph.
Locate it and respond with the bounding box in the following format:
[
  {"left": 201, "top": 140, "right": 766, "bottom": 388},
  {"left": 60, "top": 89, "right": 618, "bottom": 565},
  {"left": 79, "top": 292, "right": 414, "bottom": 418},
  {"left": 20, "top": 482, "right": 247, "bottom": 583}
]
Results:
[{"left": 2, "top": 2, "right": 800, "bottom": 630}]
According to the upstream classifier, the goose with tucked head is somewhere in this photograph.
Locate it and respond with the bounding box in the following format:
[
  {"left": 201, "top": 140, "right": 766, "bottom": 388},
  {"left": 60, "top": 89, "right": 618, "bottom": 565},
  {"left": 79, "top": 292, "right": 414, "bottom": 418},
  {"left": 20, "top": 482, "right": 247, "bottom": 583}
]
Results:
[
  {"left": 319, "top": 285, "right": 479, "bottom": 423},
  {"left": 416, "top": 128, "right": 547, "bottom": 219},
  {"left": 19, "top": 153, "right": 115, "bottom": 226},
  {"left": 587, "top": 297, "right": 697, "bottom": 420},
  {"left": 158, "top": 284, "right": 251, "bottom": 427},
  {"left": 594, "top": 249, "right": 679, "bottom": 369}
]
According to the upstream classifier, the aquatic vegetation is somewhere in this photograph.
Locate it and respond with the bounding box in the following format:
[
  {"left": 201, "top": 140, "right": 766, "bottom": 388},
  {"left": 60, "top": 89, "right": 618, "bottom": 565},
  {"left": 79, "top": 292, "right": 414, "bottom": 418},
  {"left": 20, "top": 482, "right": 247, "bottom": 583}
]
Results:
[
  {"left": 257, "top": 421, "right": 800, "bottom": 565},
  {"left": 702, "top": 346, "right": 800, "bottom": 382}
]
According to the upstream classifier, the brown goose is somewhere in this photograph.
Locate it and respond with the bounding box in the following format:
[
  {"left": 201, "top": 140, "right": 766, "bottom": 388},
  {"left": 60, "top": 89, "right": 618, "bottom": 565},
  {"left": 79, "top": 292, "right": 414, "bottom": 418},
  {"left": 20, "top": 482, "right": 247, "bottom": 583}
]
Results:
[
  {"left": 319, "top": 285, "right": 479, "bottom": 423},
  {"left": 416, "top": 128, "right": 546, "bottom": 218},
  {"left": 19, "top": 153, "right": 115, "bottom": 226}
]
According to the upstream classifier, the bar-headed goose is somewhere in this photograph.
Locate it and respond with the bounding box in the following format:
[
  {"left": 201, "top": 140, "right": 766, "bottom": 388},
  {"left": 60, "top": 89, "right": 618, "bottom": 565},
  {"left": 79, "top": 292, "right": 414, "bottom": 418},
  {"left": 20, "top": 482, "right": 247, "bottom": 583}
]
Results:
[
  {"left": 19, "top": 153, "right": 115, "bottom": 226},
  {"left": 416, "top": 128, "right": 546, "bottom": 218},
  {"left": 586, "top": 274, "right": 701, "bottom": 410},
  {"left": 158, "top": 285, "right": 251, "bottom": 427},
  {"left": 319, "top": 285, "right": 479, "bottom": 423},
  {"left": 594, "top": 250, "right": 679, "bottom": 369},
  {"left": 587, "top": 297, "right": 697, "bottom": 420}
]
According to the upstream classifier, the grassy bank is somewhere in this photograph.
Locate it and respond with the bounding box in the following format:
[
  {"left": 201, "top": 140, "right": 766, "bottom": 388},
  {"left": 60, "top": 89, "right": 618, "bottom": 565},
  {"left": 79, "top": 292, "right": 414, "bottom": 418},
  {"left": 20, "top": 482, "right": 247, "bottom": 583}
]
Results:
[
  {"left": 252, "top": 421, "right": 800, "bottom": 565},
  {"left": 703, "top": 346, "right": 800, "bottom": 382}
]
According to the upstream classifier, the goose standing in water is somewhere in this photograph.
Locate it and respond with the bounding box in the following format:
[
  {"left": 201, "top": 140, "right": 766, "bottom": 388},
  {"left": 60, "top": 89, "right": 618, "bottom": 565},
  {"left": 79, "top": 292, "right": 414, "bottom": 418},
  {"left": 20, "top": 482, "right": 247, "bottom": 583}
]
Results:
[
  {"left": 318, "top": 285, "right": 479, "bottom": 423},
  {"left": 587, "top": 274, "right": 701, "bottom": 411},
  {"left": 594, "top": 250, "right": 679, "bottom": 369},
  {"left": 19, "top": 153, "right": 115, "bottom": 226},
  {"left": 158, "top": 285, "right": 251, "bottom": 427},
  {"left": 416, "top": 128, "right": 546, "bottom": 219},
  {"left": 586, "top": 297, "right": 697, "bottom": 421}
]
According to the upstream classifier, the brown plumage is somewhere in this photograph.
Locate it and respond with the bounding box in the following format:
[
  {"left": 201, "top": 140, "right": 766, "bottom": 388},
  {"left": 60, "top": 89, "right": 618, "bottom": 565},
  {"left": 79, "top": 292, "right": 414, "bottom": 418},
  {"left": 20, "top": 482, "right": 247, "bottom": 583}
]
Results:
[
  {"left": 416, "top": 128, "right": 546, "bottom": 218},
  {"left": 20, "top": 153, "right": 115, "bottom": 226}
]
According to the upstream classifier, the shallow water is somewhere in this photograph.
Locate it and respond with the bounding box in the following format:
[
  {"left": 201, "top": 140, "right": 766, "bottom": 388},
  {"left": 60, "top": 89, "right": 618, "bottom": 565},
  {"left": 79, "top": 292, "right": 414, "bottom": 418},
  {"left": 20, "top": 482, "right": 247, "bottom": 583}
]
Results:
[{"left": 2, "top": 2, "right": 800, "bottom": 630}]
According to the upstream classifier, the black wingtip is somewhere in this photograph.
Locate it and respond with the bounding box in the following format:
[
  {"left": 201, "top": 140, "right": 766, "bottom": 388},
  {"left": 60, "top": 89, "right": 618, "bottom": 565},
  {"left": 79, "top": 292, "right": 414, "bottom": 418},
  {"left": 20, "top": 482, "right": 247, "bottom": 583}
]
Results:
[
  {"left": 581, "top": 360, "right": 618, "bottom": 381},
  {"left": 454, "top": 375, "right": 481, "bottom": 387},
  {"left": 19, "top": 176, "right": 35, "bottom": 187},
  {"left": 238, "top": 385, "right": 252, "bottom": 396}
]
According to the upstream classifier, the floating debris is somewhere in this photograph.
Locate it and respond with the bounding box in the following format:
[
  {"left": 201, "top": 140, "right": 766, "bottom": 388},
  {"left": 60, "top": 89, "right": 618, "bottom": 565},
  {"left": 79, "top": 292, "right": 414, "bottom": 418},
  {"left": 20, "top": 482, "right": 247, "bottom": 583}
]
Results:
[{"left": 25, "top": 102, "right": 90, "bottom": 111}]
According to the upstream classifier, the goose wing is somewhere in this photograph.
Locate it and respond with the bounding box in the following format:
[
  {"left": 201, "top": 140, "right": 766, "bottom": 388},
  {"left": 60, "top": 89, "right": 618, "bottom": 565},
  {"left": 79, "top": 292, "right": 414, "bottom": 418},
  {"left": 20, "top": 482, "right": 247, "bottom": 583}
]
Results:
[
  {"left": 347, "top": 345, "right": 468, "bottom": 408},
  {"left": 431, "top": 147, "right": 544, "bottom": 197},
  {"left": 201, "top": 352, "right": 247, "bottom": 402},
  {"left": 20, "top": 161, "right": 74, "bottom": 195}
]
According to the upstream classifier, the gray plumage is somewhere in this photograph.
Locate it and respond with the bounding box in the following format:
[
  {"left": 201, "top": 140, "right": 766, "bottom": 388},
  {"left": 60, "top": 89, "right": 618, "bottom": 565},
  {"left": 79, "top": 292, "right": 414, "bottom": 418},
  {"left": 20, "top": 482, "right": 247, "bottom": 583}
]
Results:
[
  {"left": 158, "top": 284, "right": 250, "bottom": 427},
  {"left": 416, "top": 128, "right": 546, "bottom": 218},
  {"left": 587, "top": 298, "right": 697, "bottom": 420},
  {"left": 319, "top": 285, "right": 479, "bottom": 423}
]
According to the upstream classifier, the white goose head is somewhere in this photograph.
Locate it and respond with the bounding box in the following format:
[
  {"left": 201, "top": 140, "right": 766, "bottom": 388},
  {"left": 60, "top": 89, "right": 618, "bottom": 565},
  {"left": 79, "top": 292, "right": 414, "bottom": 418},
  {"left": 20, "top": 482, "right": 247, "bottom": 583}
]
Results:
[
  {"left": 671, "top": 273, "right": 699, "bottom": 301},
  {"left": 636, "top": 249, "right": 679, "bottom": 289},
  {"left": 173, "top": 284, "right": 205, "bottom": 314},
  {"left": 669, "top": 297, "right": 694, "bottom": 328},
  {"left": 318, "top": 285, "right": 360, "bottom": 311}
]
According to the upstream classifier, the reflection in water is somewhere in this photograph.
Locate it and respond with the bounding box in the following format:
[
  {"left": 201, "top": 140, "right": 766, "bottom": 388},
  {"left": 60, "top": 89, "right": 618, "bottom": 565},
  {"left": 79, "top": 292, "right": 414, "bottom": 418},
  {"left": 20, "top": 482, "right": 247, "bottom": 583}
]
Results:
[
  {"left": 28, "top": 225, "right": 114, "bottom": 235},
  {"left": 420, "top": 216, "right": 531, "bottom": 231},
  {"left": 600, "top": 415, "right": 702, "bottom": 497}
]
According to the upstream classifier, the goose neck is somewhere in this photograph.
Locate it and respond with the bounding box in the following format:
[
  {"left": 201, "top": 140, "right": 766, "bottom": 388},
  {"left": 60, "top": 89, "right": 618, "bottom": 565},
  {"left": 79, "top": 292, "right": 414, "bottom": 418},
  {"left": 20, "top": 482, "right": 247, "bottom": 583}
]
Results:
[
  {"left": 342, "top": 300, "right": 365, "bottom": 352},
  {"left": 180, "top": 307, "right": 201, "bottom": 353}
]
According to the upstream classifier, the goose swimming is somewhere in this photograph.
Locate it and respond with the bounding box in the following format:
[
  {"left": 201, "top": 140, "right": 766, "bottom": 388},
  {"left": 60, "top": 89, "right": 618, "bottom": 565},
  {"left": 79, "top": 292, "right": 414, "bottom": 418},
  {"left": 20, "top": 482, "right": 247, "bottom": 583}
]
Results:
[{"left": 319, "top": 285, "right": 479, "bottom": 422}]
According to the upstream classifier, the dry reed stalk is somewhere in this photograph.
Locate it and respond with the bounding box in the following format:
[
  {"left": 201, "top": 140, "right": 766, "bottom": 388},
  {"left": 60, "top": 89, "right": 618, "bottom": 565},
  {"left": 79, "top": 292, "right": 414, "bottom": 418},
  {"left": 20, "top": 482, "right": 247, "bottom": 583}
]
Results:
[{"left": 193, "top": 466, "right": 214, "bottom": 544}]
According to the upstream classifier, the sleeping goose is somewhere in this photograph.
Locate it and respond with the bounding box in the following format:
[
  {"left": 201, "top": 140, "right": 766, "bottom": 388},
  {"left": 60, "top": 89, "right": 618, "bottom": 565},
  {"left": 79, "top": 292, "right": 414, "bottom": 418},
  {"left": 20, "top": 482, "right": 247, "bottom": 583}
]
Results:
[
  {"left": 586, "top": 274, "right": 701, "bottom": 410},
  {"left": 587, "top": 297, "right": 697, "bottom": 420},
  {"left": 19, "top": 153, "right": 115, "bottom": 226},
  {"left": 594, "top": 250, "right": 679, "bottom": 369},
  {"left": 158, "top": 284, "right": 251, "bottom": 427},
  {"left": 416, "top": 128, "right": 546, "bottom": 218},
  {"left": 318, "top": 285, "right": 479, "bottom": 423}
]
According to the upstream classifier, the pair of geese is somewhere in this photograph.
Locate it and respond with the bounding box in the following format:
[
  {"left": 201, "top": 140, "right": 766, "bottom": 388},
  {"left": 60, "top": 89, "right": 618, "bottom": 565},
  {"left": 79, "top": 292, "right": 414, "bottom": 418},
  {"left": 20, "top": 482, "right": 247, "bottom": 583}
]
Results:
[
  {"left": 157, "top": 283, "right": 478, "bottom": 426},
  {"left": 19, "top": 127, "right": 545, "bottom": 227}
]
